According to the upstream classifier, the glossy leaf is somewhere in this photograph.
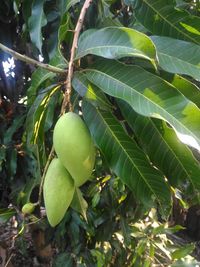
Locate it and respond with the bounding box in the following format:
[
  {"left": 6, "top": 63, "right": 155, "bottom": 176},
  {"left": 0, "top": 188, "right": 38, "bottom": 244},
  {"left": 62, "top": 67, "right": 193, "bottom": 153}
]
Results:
[
  {"left": 161, "top": 73, "right": 200, "bottom": 108},
  {"left": 27, "top": 52, "right": 67, "bottom": 105},
  {"left": 118, "top": 100, "right": 200, "bottom": 191},
  {"left": 85, "top": 60, "right": 200, "bottom": 150},
  {"left": 152, "top": 36, "right": 200, "bottom": 81},
  {"left": 133, "top": 0, "right": 200, "bottom": 44},
  {"left": 82, "top": 101, "right": 171, "bottom": 217},
  {"left": 70, "top": 188, "right": 88, "bottom": 221},
  {"left": 171, "top": 243, "right": 195, "bottom": 260},
  {"left": 28, "top": 0, "right": 47, "bottom": 53},
  {"left": 76, "top": 27, "right": 156, "bottom": 63},
  {"left": 26, "top": 84, "right": 61, "bottom": 144},
  {"left": 0, "top": 208, "right": 16, "bottom": 223},
  {"left": 72, "top": 72, "right": 111, "bottom": 110}
]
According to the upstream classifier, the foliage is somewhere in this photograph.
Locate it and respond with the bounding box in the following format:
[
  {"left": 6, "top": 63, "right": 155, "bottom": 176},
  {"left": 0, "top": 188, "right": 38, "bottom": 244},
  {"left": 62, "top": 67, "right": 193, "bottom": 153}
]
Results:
[{"left": 1, "top": 0, "right": 200, "bottom": 265}]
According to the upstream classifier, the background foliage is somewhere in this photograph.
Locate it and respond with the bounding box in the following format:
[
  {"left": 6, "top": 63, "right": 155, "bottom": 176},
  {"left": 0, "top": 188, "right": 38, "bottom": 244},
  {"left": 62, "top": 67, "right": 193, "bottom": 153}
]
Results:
[{"left": 1, "top": 0, "right": 200, "bottom": 266}]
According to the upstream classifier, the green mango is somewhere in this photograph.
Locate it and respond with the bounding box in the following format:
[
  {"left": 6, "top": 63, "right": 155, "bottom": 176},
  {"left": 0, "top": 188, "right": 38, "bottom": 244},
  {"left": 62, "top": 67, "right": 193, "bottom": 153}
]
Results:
[
  {"left": 53, "top": 112, "right": 95, "bottom": 186},
  {"left": 22, "top": 202, "right": 35, "bottom": 214},
  {"left": 43, "top": 158, "right": 75, "bottom": 227}
]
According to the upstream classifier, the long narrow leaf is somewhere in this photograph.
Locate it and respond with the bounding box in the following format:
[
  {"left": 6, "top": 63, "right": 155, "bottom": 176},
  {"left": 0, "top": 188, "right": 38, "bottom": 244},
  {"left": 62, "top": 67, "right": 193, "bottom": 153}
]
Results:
[
  {"left": 152, "top": 36, "right": 200, "bottom": 81},
  {"left": 28, "top": 0, "right": 47, "bottom": 53},
  {"left": 161, "top": 73, "right": 200, "bottom": 108},
  {"left": 84, "top": 60, "right": 200, "bottom": 150},
  {"left": 82, "top": 101, "right": 171, "bottom": 217},
  {"left": 76, "top": 27, "right": 156, "bottom": 63},
  {"left": 133, "top": 0, "right": 200, "bottom": 44},
  {"left": 26, "top": 84, "right": 60, "bottom": 144},
  {"left": 118, "top": 100, "right": 200, "bottom": 193}
]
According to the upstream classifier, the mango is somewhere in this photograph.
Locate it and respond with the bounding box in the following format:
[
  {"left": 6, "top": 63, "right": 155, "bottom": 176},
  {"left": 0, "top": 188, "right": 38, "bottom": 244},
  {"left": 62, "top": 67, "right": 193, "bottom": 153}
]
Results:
[
  {"left": 22, "top": 202, "right": 35, "bottom": 214},
  {"left": 43, "top": 158, "right": 75, "bottom": 227},
  {"left": 53, "top": 112, "right": 95, "bottom": 186}
]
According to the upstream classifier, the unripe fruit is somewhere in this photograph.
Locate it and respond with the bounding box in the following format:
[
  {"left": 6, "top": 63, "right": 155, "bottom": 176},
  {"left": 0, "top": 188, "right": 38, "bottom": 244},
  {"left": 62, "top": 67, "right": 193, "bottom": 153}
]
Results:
[
  {"left": 43, "top": 158, "right": 75, "bottom": 227},
  {"left": 53, "top": 112, "right": 95, "bottom": 187},
  {"left": 22, "top": 202, "right": 35, "bottom": 214}
]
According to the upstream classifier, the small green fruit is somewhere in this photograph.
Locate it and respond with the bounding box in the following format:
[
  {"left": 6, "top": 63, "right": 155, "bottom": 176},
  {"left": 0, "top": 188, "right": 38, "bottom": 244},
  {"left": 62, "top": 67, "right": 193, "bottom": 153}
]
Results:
[
  {"left": 53, "top": 112, "right": 95, "bottom": 187},
  {"left": 22, "top": 203, "right": 35, "bottom": 214},
  {"left": 43, "top": 158, "right": 75, "bottom": 227}
]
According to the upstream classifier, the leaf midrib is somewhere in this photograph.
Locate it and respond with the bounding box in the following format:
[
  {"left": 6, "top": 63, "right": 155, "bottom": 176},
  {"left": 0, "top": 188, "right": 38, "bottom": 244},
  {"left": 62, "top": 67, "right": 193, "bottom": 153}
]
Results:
[
  {"left": 158, "top": 51, "right": 200, "bottom": 72},
  {"left": 85, "top": 67, "right": 198, "bottom": 145},
  {"left": 96, "top": 108, "right": 164, "bottom": 206},
  {"left": 149, "top": 118, "right": 196, "bottom": 190},
  {"left": 142, "top": 0, "right": 198, "bottom": 44},
  {"left": 76, "top": 45, "right": 150, "bottom": 59}
]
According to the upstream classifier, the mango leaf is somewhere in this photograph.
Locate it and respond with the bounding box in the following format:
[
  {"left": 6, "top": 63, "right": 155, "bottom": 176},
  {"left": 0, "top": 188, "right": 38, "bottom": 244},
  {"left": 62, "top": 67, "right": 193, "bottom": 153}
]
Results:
[
  {"left": 27, "top": 52, "right": 67, "bottom": 105},
  {"left": 171, "top": 243, "right": 195, "bottom": 260},
  {"left": 72, "top": 72, "right": 111, "bottom": 110},
  {"left": 85, "top": 60, "right": 200, "bottom": 150},
  {"left": 3, "top": 115, "right": 25, "bottom": 145},
  {"left": 171, "top": 261, "right": 200, "bottom": 267},
  {"left": 98, "top": 1, "right": 122, "bottom": 27},
  {"left": 0, "top": 208, "right": 16, "bottom": 223},
  {"left": 118, "top": 100, "right": 200, "bottom": 192},
  {"left": 161, "top": 73, "right": 200, "bottom": 108},
  {"left": 70, "top": 188, "right": 88, "bottom": 221},
  {"left": 26, "top": 84, "right": 61, "bottom": 144},
  {"left": 53, "top": 252, "right": 74, "bottom": 267},
  {"left": 66, "top": 0, "right": 80, "bottom": 11},
  {"left": 82, "top": 101, "right": 171, "bottom": 218},
  {"left": 76, "top": 27, "right": 156, "bottom": 64},
  {"left": 0, "top": 146, "right": 6, "bottom": 172},
  {"left": 28, "top": 0, "right": 47, "bottom": 53},
  {"left": 152, "top": 36, "right": 200, "bottom": 81},
  {"left": 133, "top": 0, "right": 200, "bottom": 44}
]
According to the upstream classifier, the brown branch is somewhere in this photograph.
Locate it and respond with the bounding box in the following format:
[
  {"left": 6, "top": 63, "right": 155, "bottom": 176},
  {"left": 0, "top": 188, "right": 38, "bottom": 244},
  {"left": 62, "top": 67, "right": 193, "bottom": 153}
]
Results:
[
  {"left": 61, "top": 0, "right": 93, "bottom": 114},
  {"left": 0, "top": 43, "right": 66, "bottom": 74}
]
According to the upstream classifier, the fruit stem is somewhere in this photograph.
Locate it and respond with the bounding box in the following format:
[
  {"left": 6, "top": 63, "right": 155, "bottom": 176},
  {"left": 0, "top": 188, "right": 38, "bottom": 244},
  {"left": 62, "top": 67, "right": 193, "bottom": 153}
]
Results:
[{"left": 61, "top": 0, "right": 93, "bottom": 114}]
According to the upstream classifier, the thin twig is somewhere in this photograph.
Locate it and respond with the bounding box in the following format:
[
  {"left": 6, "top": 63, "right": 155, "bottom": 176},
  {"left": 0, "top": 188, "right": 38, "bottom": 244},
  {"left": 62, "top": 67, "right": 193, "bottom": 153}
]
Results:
[
  {"left": 61, "top": 0, "right": 93, "bottom": 114},
  {"left": 5, "top": 253, "right": 13, "bottom": 267},
  {"left": 37, "top": 147, "right": 55, "bottom": 205},
  {"left": 0, "top": 43, "right": 66, "bottom": 74}
]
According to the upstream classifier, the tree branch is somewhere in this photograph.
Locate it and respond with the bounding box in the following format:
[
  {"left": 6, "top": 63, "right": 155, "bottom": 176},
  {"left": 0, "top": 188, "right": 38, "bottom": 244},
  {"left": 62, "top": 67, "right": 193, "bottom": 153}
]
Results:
[
  {"left": 0, "top": 43, "right": 66, "bottom": 74},
  {"left": 61, "top": 0, "right": 93, "bottom": 114}
]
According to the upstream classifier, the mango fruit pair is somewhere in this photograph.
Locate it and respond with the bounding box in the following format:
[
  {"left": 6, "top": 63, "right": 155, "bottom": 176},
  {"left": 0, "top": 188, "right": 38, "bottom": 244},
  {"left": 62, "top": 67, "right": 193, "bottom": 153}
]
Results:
[{"left": 43, "top": 112, "right": 95, "bottom": 227}]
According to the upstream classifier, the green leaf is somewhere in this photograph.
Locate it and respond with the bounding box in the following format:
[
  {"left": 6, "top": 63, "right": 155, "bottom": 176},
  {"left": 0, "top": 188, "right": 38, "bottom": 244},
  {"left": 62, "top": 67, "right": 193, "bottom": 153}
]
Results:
[
  {"left": 27, "top": 52, "right": 66, "bottom": 105},
  {"left": 70, "top": 188, "right": 88, "bottom": 221},
  {"left": 118, "top": 100, "right": 200, "bottom": 191},
  {"left": 66, "top": 0, "right": 80, "bottom": 11},
  {"left": 82, "top": 101, "right": 171, "bottom": 217},
  {"left": 152, "top": 36, "right": 200, "bottom": 81},
  {"left": 72, "top": 72, "right": 112, "bottom": 110},
  {"left": 85, "top": 60, "right": 200, "bottom": 150},
  {"left": 171, "top": 261, "right": 200, "bottom": 267},
  {"left": 0, "top": 146, "right": 6, "bottom": 172},
  {"left": 53, "top": 252, "right": 74, "bottom": 267},
  {"left": 133, "top": 0, "right": 200, "bottom": 44},
  {"left": 28, "top": 0, "right": 47, "bottom": 53},
  {"left": 26, "top": 84, "right": 61, "bottom": 144},
  {"left": 161, "top": 73, "right": 200, "bottom": 108},
  {"left": 76, "top": 27, "right": 156, "bottom": 63},
  {"left": 3, "top": 115, "right": 25, "bottom": 145},
  {"left": 171, "top": 243, "right": 195, "bottom": 260},
  {"left": 0, "top": 208, "right": 16, "bottom": 223}
]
